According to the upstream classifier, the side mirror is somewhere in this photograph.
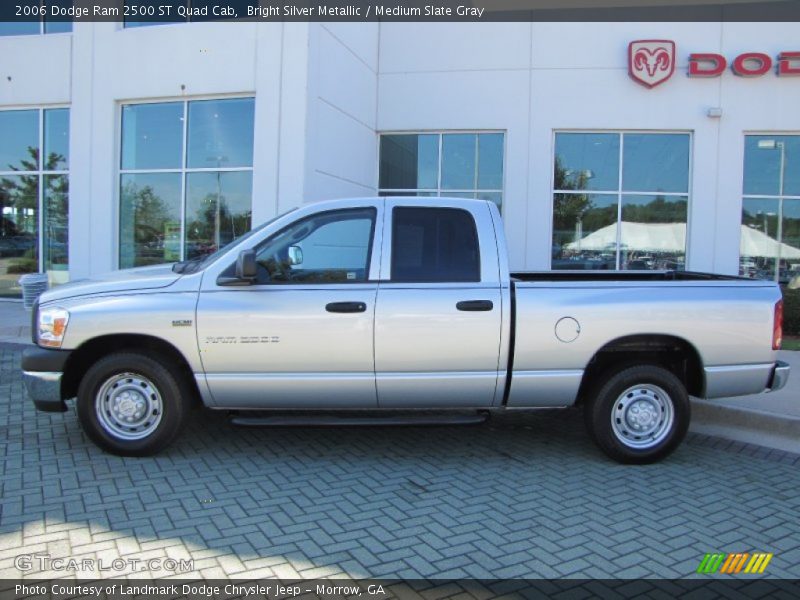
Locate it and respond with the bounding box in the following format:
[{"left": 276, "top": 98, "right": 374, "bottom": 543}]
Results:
[
  {"left": 235, "top": 249, "right": 257, "bottom": 281},
  {"left": 287, "top": 245, "right": 303, "bottom": 266}
]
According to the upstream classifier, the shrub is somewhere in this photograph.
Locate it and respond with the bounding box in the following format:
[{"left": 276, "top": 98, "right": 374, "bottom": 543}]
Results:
[
  {"left": 7, "top": 258, "right": 38, "bottom": 274},
  {"left": 781, "top": 286, "right": 800, "bottom": 336}
]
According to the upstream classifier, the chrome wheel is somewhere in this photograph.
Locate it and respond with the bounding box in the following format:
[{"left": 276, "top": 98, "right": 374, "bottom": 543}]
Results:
[
  {"left": 610, "top": 383, "right": 674, "bottom": 449},
  {"left": 95, "top": 372, "right": 164, "bottom": 441}
]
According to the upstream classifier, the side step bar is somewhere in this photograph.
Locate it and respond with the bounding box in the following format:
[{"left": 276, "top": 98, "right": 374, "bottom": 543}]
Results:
[{"left": 229, "top": 412, "right": 489, "bottom": 428}]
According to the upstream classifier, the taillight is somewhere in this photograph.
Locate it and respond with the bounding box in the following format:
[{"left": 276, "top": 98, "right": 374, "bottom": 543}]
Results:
[{"left": 773, "top": 299, "right": 783, "bottom": 350}]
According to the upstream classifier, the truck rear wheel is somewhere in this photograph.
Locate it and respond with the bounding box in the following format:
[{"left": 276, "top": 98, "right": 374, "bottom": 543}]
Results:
[
  {"left": 584, "top": 364, "right": 690, "bottom": 464},
  {"left": 77, "top": 352, "right": 190, "bottom": 456}
]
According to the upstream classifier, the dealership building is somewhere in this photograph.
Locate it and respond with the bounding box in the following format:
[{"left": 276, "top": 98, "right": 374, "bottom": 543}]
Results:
[{"left": 0, "top": 19, "right": 798, "bottom": 295}]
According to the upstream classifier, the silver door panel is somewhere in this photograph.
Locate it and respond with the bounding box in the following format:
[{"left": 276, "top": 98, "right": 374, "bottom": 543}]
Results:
[
  {"left": 203, "top": 372, "right": 376, "bottom": 408},
  {"left": 375, "top": 371, "right": 498, "bottom": 407}
]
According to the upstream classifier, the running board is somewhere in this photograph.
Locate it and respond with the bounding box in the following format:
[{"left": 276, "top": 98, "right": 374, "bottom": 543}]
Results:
[{"left": 229, "top": 412, "right": 489, "bottom": 428}]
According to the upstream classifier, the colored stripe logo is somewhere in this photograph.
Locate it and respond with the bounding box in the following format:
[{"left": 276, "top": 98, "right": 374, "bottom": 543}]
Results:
[{"left": 697, "top": 552, "right": 773, "bottom": 574}]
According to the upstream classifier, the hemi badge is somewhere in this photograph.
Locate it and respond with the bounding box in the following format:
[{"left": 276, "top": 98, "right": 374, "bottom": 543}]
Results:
[{"left": 172, "top": 319, "right": 193, "bottom": 327}]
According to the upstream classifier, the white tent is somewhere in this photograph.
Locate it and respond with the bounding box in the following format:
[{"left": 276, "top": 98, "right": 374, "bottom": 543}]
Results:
[
  {"left": 740, "top": 225, "right": 800, "bottom": 260},
  {"left": 565, "top": 221, "right": 800, "bottom": 259}
]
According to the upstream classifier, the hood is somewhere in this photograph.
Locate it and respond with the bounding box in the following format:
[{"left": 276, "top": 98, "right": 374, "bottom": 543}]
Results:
[{"left": 38, "top": 264, "right": 182, "bottom": 304}]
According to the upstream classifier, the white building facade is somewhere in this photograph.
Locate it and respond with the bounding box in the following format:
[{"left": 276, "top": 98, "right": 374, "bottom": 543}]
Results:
[{"left": 0, "top": 21, "right": 799, "bottom": 295}]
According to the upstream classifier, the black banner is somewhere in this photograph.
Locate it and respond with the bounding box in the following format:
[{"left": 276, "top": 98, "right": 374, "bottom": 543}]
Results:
[
  {"left": 2, "top": 0, "right": 800, "bottom": 23},
  {"left": 3, "top": 579, "right": 800, "bottom": 600}
]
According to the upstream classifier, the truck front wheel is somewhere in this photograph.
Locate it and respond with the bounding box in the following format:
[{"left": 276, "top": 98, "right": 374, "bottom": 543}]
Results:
[
  {"left": 77, "top": 352, "right": 190, "bottom": 456},
  {"left": 584, "top": 364, "right": 690, "bottom": 464}
]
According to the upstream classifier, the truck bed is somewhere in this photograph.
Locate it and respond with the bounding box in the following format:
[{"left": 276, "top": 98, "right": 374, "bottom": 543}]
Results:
[{"left": 511, "top": 270, "right": 746, "bottom": 283}]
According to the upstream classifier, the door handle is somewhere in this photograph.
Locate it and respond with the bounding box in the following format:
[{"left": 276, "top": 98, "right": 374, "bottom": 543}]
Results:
[
  {"left": 326, "top": 302, "right": 367, "bottom": 313},
  {"left": 456, "top": 300, "right": 494, "bottom": 312}
]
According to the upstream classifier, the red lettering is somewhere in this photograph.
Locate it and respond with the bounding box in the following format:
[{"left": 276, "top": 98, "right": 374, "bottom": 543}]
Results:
[
  {"left": 688, "top": 53, "right": 727, "bottom": 77},
  {"left": 778, "top": 51, "right": 800, "bottom": 75},
  {"left": 732, "top": 52, "right": 772, "bottom": 77}
]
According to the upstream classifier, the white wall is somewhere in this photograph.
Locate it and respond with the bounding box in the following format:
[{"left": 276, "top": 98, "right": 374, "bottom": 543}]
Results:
[{"left": 303, "top": 23, "right": 379, "bottom": 202}]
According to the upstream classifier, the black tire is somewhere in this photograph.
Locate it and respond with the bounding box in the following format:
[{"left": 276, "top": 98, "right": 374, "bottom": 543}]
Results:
[
  {"left": 584, "top": 364, "right": 690, "bottom": 464},
  {"left": 77, "top": 352, "right": 191, "bottom": 456}
]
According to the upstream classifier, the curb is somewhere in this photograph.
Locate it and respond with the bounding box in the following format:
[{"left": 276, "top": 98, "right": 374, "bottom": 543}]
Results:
[{"left": 690, "top": 398, "right": 800, "bottom": 455}]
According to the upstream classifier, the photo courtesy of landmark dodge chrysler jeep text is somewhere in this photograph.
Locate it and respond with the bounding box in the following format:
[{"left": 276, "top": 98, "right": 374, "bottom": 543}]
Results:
[{"left": 22, "top": 197, "right": 790, "bottom": 463}]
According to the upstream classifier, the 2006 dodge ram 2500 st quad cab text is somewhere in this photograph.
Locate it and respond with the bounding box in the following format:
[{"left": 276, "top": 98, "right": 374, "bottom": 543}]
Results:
[{"left": 22, "top": 197, "right": 790, "bottom": 463}]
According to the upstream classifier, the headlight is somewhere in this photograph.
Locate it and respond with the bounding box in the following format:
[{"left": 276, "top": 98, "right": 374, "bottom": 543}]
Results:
[{"left": 38, "top": 307, "right": 70, "bottom": 349}]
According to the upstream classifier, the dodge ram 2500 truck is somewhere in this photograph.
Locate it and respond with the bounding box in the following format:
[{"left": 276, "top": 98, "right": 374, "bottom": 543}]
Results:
[{"left": 23, "top": 197, "right": 790, "bottom": 463}]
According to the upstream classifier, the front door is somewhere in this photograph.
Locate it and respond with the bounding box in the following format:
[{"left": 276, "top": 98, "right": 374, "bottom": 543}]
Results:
[{"left": 196, "top": 205, "right": 381, "bottom": 408}]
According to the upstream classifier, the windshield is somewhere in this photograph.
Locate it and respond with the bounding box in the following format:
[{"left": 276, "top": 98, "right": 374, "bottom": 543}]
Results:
[{"left": 172, "top": 208, "right": 297, "bottom": 274}]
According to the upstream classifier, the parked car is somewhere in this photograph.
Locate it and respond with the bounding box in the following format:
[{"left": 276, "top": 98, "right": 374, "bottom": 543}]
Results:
[{"left": 22, "top": 197, "right": 789, "bottom": 463}]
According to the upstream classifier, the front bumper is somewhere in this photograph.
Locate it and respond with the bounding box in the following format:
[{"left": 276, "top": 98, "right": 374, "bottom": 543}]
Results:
[
  {"left": 767, "top": 360, "right": 790, "bottom": 392},
  {"left": 22, "top": 346, "right": 72, "bottom": 413}
]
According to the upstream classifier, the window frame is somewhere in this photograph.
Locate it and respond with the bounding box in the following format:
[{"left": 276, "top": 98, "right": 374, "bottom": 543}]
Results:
[
  {"left": 0, "top": 105, "right": 70, "bottom": 274},
  {"left": 740, "top": 131, "right": 800, "bottom": 282},
  {"left": 116, "top": 94, "right": 256, "bottom": 268},
  {"left": 550, "top": 129, "right": 693, "bottom": 271},
  {"left": 377, "top": 130, "right": 506, "bottom": 212},
  {"left": 239, "top": 207, "right": 379, "bottom": 286}
]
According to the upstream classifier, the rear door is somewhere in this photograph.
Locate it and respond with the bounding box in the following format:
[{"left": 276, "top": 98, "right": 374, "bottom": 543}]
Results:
[{"left": 374, "top": 199, "right": 503, "bottom": 407}]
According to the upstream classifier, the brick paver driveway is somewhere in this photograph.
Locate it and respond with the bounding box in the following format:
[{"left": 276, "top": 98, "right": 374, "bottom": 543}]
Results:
[{"left": 2, "top": 343, "right": 800, "bottom": 579}]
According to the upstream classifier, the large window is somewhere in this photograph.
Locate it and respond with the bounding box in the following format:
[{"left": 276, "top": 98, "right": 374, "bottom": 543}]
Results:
[
  {"left": 0, "top": 108, "right": 69, "bottom": 297},
  {"left": 0, "top": 1, "right": 72, "bottom": 35},
  {"left": 119, "top": 97, "right": 255, "bottom": 268},
  {"left": 379, "top": 132, "right": 504, "bottom": 210},
  {"left": 552, "top": 132, "right": 690, "bottom": 271},
  {"left": 740, "top": 135, "right": 800, "bottom": 283}
]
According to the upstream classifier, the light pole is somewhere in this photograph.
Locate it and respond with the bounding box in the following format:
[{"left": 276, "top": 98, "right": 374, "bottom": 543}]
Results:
[
  {"left": 206, "top": 154, "right": 229, "bottom": 252},
  {"left": 758, "top": 139, "right": 786, "bottom": 282}
]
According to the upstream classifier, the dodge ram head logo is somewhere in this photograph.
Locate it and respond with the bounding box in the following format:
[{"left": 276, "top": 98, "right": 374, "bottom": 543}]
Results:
[{"left": 629, "top": 40, "right": 676, "bottom": 88}]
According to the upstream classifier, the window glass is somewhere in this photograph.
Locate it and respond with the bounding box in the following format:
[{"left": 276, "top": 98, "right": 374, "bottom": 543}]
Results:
[
  {"left": 0, "top": 175, "right": 39, "bottom": 294},
  {"left": 44, "top": 20, "right": 73, "bottom": 34},
  {"left": 121, "top": 103, "right": 183, "bottom": 170},
  {"left": 740, "top": 135, "right": 800, "bottom": 282},
  {"left": 187, "top": 98, "right": 255, "bottom": 169},
  {"left": 441, "top": 134, "right": 476, "bottom": 190},
  {"left": 185, "top": 171, "right": 252, "bottom": 260},
  {"left": 477, "top": 133, "right": 503, "bottom": 190},
  {"left": 0, "top": 110, "right": 39, "bottom": 171},
  {"left": 552, "top": 193, "right": 618, "bottom": 270},
  {"left": 43, "top": 175, "right": 68, "bottom": 272},
  {"left": 119, "top": 98, "right": 255, "bottom": 267},
  {"left": 620, "top": 195, "right": 687, "bottom": 270},
  {"left": 44, "top": 109, "right": 69, "bottom": 170},
  {"left": 553, "top": 132, "right": 690, "bottom": 271},
  {"left": 391, "top": 207, "right": 480, "bottom": 282},
  {"left": 743, "top": 135, "right": 800, "bottom": 197},
  {"left": 622, "top": 134, "right": 690, "bottom": 193},
  {"left": 0, "top": 22, "right": 40, "bottom": 36},
  {"left": 554, "top": 133, "right": 619, "bottom": 192},
  {"left": 254, "top": 209, "right": 375, "bottom": 284},
  {"left": 379, "top": 132, "right": 504, "bottom": 211},
  {"left": 119, "top": 173, "right": 182, "bottom": 268},
  {"left": 379, "top": 134, "right": 438, "bottom": 190}
]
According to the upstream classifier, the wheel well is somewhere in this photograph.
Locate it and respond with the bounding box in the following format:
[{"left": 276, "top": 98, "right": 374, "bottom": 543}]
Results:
[
  {"left": 61, "top": 334, "right": 201, "bottom": 405},
  {"left": 576, "top": 334, "right": 704, "bottom": 404}
]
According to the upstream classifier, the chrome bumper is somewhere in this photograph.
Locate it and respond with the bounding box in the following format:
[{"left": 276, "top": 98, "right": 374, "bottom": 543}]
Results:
[
  {"left": 767, "top": 360, "right": 790, "bottom": 392},
  {"left": 23, "top": 371, "right": 67, "bottom": 412}
]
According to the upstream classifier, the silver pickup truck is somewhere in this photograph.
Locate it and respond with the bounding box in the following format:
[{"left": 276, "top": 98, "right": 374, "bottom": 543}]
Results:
[{"left": 23, "top": 197, "right": 789, "bottom": 463}]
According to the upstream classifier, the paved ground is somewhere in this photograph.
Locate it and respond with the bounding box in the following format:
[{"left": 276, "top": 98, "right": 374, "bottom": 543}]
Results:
[{"left": 2, "top": 345, "right": 800, "bottom": 580}]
